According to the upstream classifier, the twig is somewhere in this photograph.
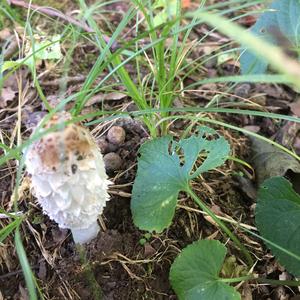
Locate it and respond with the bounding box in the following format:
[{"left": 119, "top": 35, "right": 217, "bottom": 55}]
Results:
[
  {"left": 8, "top": 0, "right": 116, "bottom": 49},
  {"left": 41, "top": 75, "right": 86, "bottom": 86}
]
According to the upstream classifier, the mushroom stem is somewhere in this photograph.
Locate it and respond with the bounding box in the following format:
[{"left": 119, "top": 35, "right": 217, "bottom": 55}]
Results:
[{"left": 71, "top": 222, "right": 100, "bottom": 244}]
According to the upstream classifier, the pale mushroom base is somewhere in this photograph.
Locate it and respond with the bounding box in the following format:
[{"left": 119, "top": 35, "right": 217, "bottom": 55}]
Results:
[{"left": 71, "top": 221, "right": 100, "bottom": 244}]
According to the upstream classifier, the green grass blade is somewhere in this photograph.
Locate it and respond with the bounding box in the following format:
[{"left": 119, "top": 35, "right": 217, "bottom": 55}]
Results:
[
  {"left": 189, "top": 10, "right": 300, "bottom": 89},
  {"left": 15, "top": 228, "right": 37, "bottom": 300},
  {"left": 0, "top": 218, "right": 22, "bottom": 243}
]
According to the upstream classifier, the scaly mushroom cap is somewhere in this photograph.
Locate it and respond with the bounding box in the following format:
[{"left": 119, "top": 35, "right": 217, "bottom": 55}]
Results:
[{"left": 25, "top": 112, "right": 110, "bottom": 243}]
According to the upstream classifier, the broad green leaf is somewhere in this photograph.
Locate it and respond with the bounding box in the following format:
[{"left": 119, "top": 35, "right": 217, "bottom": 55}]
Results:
[
  {"left": 1, "top": 35, "right": 62, "bottom": 73},
  {"left": 240, "top": 0, "right": 300, "bottom": 74},
  {"left": 170, "top": 240, "right": 241, "bottom": 300},
  {"left": 131, "top": 126, "right": 230, "bottom": 232},
  {"left": 25, "top": 34, "right": 62, "bottom": 72},
  {"left": 31, "top": 35, "right": 62, "bottom": 60},
  {"left": 256, "top": 176, "right": 300, "bottom": 276}
]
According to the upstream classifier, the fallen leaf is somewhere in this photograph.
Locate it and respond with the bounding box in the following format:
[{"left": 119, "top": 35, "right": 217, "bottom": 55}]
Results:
[
  {"left": 251, "top": 137, "right": 300, "bottom": 185},
  {"left": 243, "top": 125, "right": 260, "bottom": 133},
  {"left": 233, "top": 175, "right": 257, "bottom": 200},
  {"left": 0, "top": 86, "right": 16, "bottom": 108},
  {"left": 86, "top": 92, "right": 126, "bottom": 106},
  {"left": 274, "top": 121, "right": 300, "bottom": 148},
  {"left": 0, "top": 28, "right": 11, "bottom": 41},
  {"left": 22, "top": 110, "right": 47, "bottom": 131},
  {"left": 289, "top": 97, "right": 300, "bottom": 117}
]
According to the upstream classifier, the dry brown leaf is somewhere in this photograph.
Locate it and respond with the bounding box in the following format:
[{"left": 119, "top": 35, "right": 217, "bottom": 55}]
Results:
[
  {"left": 251, "top": 137, "right": 300, "bottom": 185},
  {"left": 0, "top": 28, "right": 11, "bottom": 41},
  {"left": 0, "top": 86, "right": 16, "bottom": 108},
  {"left": 86, "top": 92, "right": 126, "bottom": 106},
  {"left": 289, "top": 98, "right": 300, "bottom": 117}
]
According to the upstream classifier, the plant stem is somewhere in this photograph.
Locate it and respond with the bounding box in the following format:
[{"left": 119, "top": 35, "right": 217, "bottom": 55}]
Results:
[
  {"left": 255, "top": 277, "right": 300, "bottom": 287},
  {"left": 76, "top": 245, "right": 102, "bottom": 300},
  {"left": 15, "top": 228, "right": 37, "bottom": 300},
  {"left": 220, "top": 275, "right": 254, "bottom": 283},
  {"left": 186, "top": 185, "right": 253, "bottom": 266},
  {"left": 220, "top": 275, "right": 300, "bottom": 287}
]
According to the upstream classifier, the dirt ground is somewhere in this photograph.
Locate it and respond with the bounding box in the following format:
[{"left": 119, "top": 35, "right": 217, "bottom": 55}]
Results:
[{"left": 1, "top": 1, "right": 300, "bottom": 300}]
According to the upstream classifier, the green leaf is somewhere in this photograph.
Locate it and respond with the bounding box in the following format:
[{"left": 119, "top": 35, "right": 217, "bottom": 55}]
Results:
[
  {"left": 32, "top": 35, "right": 62, "bottom": 60},
  {"left": 25, "top": 34, "right": 62, "bottom": 73},
  {"left": 153, "top": 0, "right": 177, "bottom": 26},
  {"left": 240, "top": 0, "right": 300, "bottom": 74},
  {"left": 170, "top": 240, "right": 241, "bottom": 300},
  {"left": 1, "top": 35, "right": 62, "bottom": 74},
  {"left": 131, "top": 126, "right": 230, "bottom": 232},
  {"left": 256, "top": 176, "right": 300, "bottom": 276},
  {"left": 153, "top": 11, "right": 168, "bottom": 27}
]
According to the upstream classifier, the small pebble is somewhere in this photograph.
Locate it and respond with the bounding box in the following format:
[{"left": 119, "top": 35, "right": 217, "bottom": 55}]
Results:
[
  {"left": 107, "top": 142, "right": 119, "bottom": 153},
  {"left": 234, "top": 83, "right": 251, "bottom": 98},
  {"left": 97, "top": 138, "right": 109, "bottom": 154},
  {"left": 107, "top": 126, "right": 126, "bottom": 145},
  {"left": 126, "top": 103, "right": 138, "bottom": 112},
  {"left": 103, "top": 152, "right": 122, "bottom": 172}
]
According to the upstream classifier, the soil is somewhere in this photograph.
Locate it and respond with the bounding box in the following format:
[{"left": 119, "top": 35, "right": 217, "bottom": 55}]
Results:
[{"left": 1, "top": 1, "right": 300, "bottom": 300}]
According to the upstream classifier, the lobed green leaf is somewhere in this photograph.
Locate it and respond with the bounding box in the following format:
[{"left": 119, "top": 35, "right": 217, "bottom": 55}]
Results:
[{"left": 131, "top": 126, "right": 230, "bottom": 232}]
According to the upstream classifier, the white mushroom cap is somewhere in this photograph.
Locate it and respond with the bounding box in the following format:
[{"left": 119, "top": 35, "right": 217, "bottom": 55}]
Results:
[{"left": 25, "top": 112, "right": 110, "bottom": 244}]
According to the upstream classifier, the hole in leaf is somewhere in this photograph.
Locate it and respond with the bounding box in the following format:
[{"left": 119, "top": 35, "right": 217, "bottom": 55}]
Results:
[
  {"left": 201, "top": 133, "right": 219, "bottom": 141},
  {"left": 192, "top": 150, "right": 209, "bottom": 172}
]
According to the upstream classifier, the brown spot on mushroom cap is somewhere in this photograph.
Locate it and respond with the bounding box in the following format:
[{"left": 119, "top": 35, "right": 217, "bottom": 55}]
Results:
[{"left": 33, "top": 112, "right": 97, "bottom": 170}]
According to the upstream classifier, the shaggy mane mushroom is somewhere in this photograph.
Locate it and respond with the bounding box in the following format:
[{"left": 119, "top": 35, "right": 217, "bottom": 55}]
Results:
[{"left": 25, "top": 112, "right": 110, "bottom": 244}]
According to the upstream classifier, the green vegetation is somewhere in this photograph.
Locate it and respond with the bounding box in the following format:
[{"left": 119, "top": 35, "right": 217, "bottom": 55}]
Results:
[{"left": 1, "top": 0, "right": 300, "bottom": 299}]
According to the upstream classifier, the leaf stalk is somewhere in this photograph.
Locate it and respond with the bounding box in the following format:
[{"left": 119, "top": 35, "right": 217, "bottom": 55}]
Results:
[{"left": 186, "top": 185, "right": 253, "bottom": 266}]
